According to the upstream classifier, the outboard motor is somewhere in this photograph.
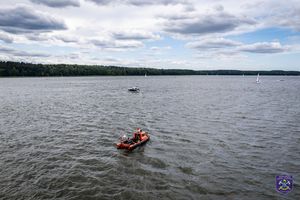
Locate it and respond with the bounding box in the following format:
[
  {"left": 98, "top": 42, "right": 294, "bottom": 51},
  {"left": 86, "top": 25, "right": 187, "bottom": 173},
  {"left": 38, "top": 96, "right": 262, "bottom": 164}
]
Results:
[{"left": 119, "top": 134, "right": 128, "bottom": 142}]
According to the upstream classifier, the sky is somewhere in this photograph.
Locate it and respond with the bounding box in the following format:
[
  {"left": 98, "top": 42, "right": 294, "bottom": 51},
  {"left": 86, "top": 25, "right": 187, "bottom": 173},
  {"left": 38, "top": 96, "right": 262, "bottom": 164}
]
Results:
[{"left": 0, "top": 0, "right": 300, "bottom": 70}]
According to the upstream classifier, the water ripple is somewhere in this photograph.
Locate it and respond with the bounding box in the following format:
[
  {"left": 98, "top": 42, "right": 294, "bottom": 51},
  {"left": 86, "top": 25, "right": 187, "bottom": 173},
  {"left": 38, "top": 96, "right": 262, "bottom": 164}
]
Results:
[{"left": 0, "top": 76, "right": 299, "bottom": 199}]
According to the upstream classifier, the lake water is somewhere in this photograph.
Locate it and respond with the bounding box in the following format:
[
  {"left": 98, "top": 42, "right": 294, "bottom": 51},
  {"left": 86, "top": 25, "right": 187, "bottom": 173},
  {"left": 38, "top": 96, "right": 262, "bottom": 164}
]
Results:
[{"left": 0, "top": 76, "right": 299, "bottom": 200}]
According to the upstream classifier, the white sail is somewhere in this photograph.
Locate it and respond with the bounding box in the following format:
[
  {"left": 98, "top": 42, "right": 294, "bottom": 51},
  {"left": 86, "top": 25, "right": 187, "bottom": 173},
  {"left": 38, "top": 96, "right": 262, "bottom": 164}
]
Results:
[{"left": 256, "top": 73, "right": 260, "bottom": 83}]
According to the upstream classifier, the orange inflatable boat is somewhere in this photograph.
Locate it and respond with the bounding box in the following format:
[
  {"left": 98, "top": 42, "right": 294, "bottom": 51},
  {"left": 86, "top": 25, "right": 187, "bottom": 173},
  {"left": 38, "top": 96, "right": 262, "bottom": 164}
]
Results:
[{"left": 116, "top": 128, "right": 150, "bottom": 150}]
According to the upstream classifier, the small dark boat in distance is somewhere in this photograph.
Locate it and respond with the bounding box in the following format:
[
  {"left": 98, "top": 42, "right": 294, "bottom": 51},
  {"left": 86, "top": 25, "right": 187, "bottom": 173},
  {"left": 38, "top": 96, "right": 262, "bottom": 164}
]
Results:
[
  {"left": 128, "top": 87, "right": 140, "bottom": 92},
  {"left": 116, "top": 128, "right": 150, "bottom": 151}
]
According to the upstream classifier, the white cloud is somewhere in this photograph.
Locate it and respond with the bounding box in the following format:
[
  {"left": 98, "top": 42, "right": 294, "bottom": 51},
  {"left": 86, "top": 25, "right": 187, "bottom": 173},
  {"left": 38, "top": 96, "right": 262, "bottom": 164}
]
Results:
[
  {"left": 162, "top": 10, "right": 256, "bottom": 36},
  {"left": 90, "top": 38, "right": 144, "bottom": 50},
  {"left": 150, "top": 46, "right": 171, "bottom": 51},
  {"left": 0, "top": 0, "right": 299, "bottom": 70},
  {"left": 186, "top": 38, "right": 241, "bottom": 50},
  {"left": 86, "top": 0, "right": 188, "bottom": 6},
  {"left": 0, "top": 32, "right": 14, "bottom": 43},
  {"left": 54, "top": 35, "right": 79, "bottom": 43},
  {"left": 112, "top": 30, "right": 161, "bottom": 41},
  {"left": 238, "top": 42, "right": 289, "bottom": 54},
  {"left": 187, "top": 39, "right": 290, "bottom": 54}
]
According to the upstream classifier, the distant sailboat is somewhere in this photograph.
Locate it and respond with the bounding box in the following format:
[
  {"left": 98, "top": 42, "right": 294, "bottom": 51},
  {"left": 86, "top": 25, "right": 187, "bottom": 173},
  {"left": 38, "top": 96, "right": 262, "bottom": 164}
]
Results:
[
  {"left": 256, "top": 73, "right": 260, "bottom": 83},
  {"left": 145, "top": 73, "right": 147, "bottom": 77}
]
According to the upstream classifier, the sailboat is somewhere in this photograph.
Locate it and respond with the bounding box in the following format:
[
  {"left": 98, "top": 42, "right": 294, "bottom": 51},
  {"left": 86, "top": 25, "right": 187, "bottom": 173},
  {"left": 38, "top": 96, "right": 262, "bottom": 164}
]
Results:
[
  {"left": 145, "top": 73, "right": 147, "bottom": 77},
  {"left": 256, "top": 73, "right": 260, "bottom": 83}
]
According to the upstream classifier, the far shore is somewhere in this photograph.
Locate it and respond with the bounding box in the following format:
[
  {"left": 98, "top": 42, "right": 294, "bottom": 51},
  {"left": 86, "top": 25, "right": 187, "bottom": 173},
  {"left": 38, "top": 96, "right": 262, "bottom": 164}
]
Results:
[{"left": 1, "top": 61, "right": 299, "bottom": 77}]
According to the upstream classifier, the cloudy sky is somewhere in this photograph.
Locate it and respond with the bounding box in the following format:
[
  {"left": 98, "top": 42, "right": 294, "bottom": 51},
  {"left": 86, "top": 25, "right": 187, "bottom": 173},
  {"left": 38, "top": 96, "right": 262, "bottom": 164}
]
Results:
[{"left": 0, "top": 0, "right": 300, "bottom": 70}]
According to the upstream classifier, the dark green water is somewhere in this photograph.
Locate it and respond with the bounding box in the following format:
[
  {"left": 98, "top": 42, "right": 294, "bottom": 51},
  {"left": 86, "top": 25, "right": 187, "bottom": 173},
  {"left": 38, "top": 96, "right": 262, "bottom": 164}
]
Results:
[{"left": 0, "top": 76, "right": 299, "bottom": 199}]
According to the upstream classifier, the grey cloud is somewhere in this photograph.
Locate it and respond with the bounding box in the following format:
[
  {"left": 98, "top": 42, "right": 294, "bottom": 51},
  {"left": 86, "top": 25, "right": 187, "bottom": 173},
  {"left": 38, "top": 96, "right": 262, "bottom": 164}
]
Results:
[
  {"left": 30, "top": 0, "right": 80, "bottom": 8},
  {"left": 214, "top": 5, "right": 224, "bottom": 12},
  {"left": 90, "top": 39, "right": 143, "bottom": 50},
  {"left": 87, "top": 0, "right": 187, "bottom": 6},
  {"left": 26, "top": 34, "right": 50, "bottom": 42},
  {"left": 14, "top": 51, "right": 50, "bottom": 57},
  {"left": 275, "top": 7, "right": 300, "bottom": 32},
  {"left": 213, "top": 50, "right": 240, "bottom": 57},
  {"left": 188, "top": 39, "right": 289, "bottom": 54},
  {"left": 87, "top": 0, "right": 110, "bottom": 5},
  {"left": 90, "top": 39, "right": 110, "bottom": 48},
  {"left": 0, "top": 33, "right": 13, "bottom": 43},
  {"left": 164, "top": 12, "right": 256, "bottom": 35},
  {"left": 125, "top": 0, "right": 186, "bottom": 6},
  {"left": 113, "top": 31, "right": 160, "bottom": 40},
  {"left": 160, "top": 13, "right": 192, "bottom": 21},
  {"left": 186, "top": 38, "right": 241, "bottom": 50},
  {"left": 0, "top": 46, "right": 14, "bottom": 53},
  {"left": 243, "top": 1, "right": 300, "bottom": 32},
  {"left": 55, "top": 35, "right": 78, "bottom": 43},
  {"left": 26, "top": 34, "right": 79, "bottom": 43},
  {"left": 0, "top": 45, "right": 50, "bottom": 57},
  {"left": 0, "top": 6, "right": 67, "bottom": 34},
  {"left": 238, "top": 42, "right": 288, "bottom": 53}
]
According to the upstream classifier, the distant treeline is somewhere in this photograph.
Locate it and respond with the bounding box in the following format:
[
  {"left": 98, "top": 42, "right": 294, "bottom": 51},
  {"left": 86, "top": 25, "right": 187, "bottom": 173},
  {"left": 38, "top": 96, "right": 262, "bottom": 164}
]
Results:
[{"left": 0, "top": 61, "right": 299, "bottom": 77}]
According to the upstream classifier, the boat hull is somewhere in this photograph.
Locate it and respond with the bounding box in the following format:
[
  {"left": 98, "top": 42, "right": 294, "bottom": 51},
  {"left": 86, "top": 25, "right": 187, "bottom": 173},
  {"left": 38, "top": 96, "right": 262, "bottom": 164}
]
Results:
[
  {"left": 116, "top": 135, "right": 150, "bottom": 150},
  {"left": 128, "top": 89, "right": 139, "bottom": 92},
  {"left": 128, "top": 87, "right": 140, "bottom": 92}
]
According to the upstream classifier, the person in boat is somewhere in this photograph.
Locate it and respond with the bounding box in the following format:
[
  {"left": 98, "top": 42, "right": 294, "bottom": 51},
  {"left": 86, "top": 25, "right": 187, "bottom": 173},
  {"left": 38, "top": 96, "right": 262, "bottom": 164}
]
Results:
[
  {"left": 120, "top": 134, "right": 129, "bottom": 144},
  {"left": 120, "top": 134, "right": 127, "bottom": 142},
  {"left": 127, "top": 138, "right": 134, "bottom": 144},
  {"left": 133, "top": 129, "right": 141, "bottom": 142}
]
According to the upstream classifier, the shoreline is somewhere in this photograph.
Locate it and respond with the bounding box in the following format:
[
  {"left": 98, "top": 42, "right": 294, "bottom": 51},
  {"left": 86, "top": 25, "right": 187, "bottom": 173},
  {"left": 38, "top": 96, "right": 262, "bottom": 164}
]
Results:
[{"left": 1, "top": 61, "right": 299, "bottom": 77}]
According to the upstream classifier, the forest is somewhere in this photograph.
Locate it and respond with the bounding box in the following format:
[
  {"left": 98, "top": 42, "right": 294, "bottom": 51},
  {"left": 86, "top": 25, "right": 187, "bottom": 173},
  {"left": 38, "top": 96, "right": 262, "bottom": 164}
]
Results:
[{"left": 0, "top": 61, "right": 299, "bottom": 77}]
